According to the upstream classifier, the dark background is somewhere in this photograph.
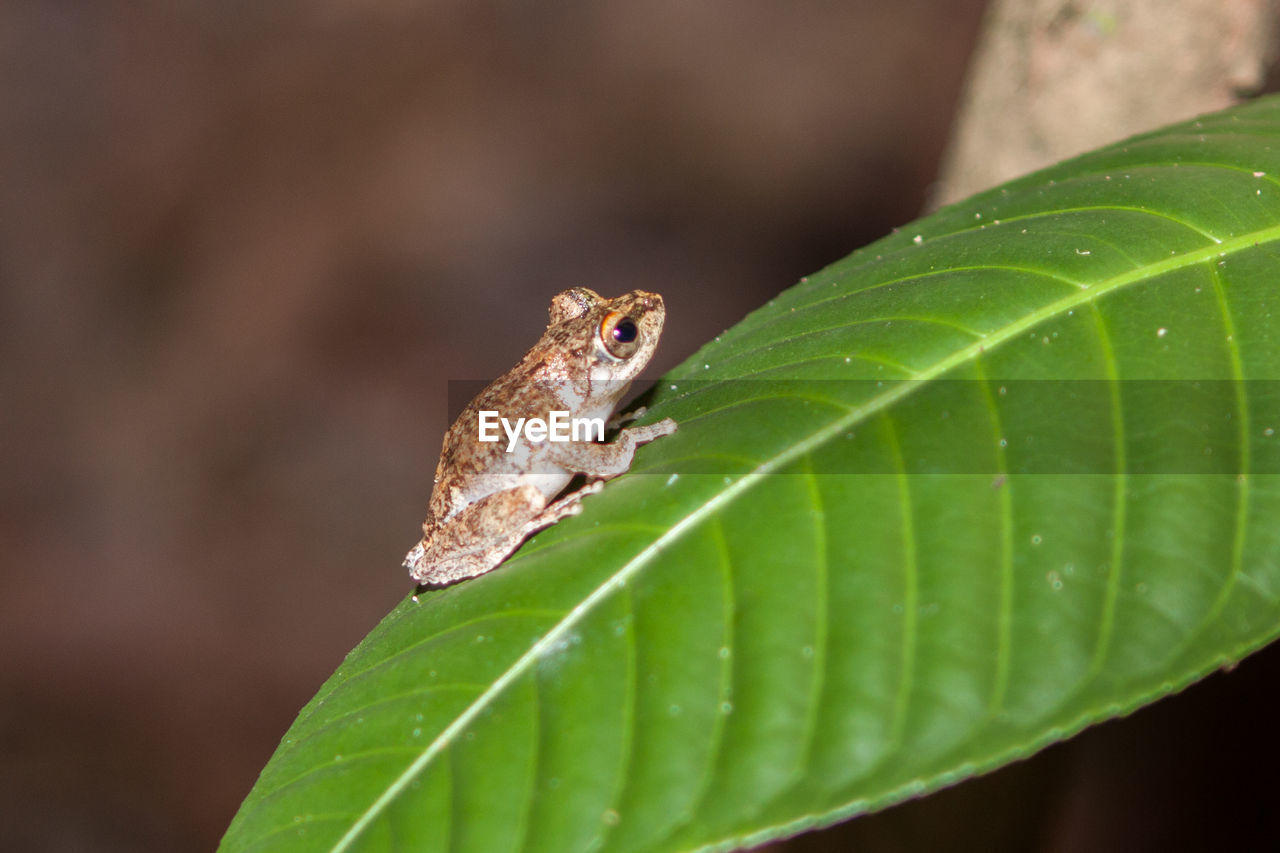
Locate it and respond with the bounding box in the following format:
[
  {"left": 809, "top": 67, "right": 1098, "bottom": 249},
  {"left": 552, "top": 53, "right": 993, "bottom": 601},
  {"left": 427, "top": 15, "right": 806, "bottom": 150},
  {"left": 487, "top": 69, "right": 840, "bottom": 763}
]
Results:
[{"left": 2, "top": 2, "right": 1277, "bottom": 850}]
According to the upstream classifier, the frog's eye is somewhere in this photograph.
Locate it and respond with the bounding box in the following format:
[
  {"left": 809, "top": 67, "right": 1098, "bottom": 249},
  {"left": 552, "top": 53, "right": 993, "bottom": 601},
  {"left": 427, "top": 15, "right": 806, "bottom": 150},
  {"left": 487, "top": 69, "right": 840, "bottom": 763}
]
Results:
[{"left": 600, "top": 312, "right": 641, "bottom": 359}]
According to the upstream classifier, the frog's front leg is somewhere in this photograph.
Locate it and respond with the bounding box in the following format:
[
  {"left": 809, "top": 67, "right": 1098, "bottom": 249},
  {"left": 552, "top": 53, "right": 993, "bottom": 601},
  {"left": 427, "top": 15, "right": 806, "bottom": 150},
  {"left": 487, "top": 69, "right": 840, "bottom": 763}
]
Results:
[
  {"left": 553, "top": 417, "right": 678, "bottom": 479},
  {"left": 406, "top": 481, "right": 604, "bottom": 585},
  {"left": 606, "top": 405, "right": 648, "bottom": 431}
]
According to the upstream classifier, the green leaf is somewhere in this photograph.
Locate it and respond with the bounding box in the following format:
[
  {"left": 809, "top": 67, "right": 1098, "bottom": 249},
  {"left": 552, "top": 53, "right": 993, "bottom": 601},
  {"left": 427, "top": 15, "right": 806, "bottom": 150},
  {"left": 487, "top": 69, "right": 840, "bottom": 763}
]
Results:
[{"left": 221, "top": 96, "right": 1280, "bottom": 852}]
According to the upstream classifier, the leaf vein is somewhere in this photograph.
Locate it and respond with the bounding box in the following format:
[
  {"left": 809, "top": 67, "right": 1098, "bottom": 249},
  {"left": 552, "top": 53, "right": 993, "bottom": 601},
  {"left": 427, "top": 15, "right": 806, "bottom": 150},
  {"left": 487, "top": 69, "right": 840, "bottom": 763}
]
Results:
[
  {"left": 882, "top": 412, "right": 918, "bottom": 747},
  {"left": 974, "top": 358, "right": 1014, "bottom": 714},
  {"left": 1086, "top": 303, "right": 1126, "bottom": 678},
  {"left": 596, "top": 587, "right": 638, "bottom": 849},
  {"left": 1171, "top": 263, "right": 1251, "bottom": 654}
]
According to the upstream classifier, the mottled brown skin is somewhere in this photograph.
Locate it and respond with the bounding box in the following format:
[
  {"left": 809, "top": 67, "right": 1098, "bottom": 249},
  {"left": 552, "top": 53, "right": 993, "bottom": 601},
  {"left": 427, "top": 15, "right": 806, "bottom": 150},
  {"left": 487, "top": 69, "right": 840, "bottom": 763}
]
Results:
[{"left": 405, "top": 288, "right": 677, "bottom": 585}]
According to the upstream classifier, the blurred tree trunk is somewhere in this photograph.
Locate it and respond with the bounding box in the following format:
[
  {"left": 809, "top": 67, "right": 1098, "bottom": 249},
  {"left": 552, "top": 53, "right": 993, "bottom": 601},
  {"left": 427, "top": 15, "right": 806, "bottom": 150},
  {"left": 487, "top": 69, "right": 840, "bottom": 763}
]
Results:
[{"left": 933, "top": 0, "right": 1277, "bottom": 207}]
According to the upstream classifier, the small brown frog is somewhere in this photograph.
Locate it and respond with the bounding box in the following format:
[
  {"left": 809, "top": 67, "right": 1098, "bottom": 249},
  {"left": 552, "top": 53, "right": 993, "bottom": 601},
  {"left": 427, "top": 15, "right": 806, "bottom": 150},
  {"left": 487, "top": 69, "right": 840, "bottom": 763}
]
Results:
[{"left": 405, "top": 288, "right": 677, "bottom": 585}]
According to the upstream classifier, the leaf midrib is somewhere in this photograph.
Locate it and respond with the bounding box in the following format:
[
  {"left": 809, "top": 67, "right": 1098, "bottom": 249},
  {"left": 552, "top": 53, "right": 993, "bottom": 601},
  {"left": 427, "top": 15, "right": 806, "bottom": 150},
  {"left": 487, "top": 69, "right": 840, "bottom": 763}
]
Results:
[{"left": 329, "top": 222, "right": 1280, "bottom": 852}]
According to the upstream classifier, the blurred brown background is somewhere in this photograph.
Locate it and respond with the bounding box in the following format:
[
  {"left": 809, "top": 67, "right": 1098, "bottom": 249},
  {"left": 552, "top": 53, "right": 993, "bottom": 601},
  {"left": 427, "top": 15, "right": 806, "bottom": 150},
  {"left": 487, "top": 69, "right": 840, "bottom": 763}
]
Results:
[{"left": 2, "top": 2, "right": 1278, "bottom": 851}]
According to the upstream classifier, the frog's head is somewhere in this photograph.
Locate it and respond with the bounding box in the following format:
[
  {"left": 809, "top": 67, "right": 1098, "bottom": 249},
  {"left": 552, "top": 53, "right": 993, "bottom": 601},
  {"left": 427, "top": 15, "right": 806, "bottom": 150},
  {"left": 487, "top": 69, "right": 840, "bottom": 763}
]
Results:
[{"left": 545, "top": 287, "right": 666, "bottom": 392}]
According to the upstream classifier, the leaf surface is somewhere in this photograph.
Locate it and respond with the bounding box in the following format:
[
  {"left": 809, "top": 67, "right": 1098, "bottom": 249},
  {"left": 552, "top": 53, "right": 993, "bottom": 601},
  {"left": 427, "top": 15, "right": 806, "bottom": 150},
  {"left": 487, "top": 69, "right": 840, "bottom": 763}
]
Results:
[{"left": 221, "top": 97, "right": 1280, "bottom": 852}]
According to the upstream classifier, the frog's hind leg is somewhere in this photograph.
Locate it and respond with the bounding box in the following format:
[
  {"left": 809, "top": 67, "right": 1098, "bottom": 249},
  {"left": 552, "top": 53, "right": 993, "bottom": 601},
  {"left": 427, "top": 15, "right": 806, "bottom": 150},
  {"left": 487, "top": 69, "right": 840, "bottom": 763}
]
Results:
[
  {"left": 528, "top": 479, "right": 603, "bottom": 529},
  {"left": 407, "top": 482, "right": 601, "bottom": 586},
  {"left": 407, "top": 484, "right": 542, "bottom": 584}
]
